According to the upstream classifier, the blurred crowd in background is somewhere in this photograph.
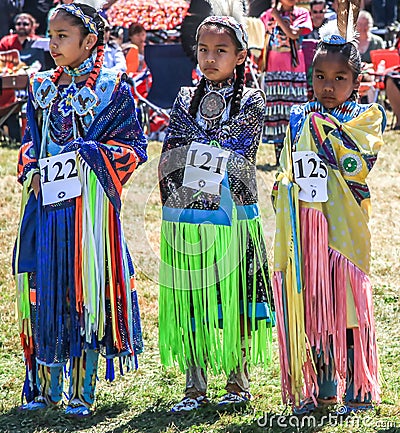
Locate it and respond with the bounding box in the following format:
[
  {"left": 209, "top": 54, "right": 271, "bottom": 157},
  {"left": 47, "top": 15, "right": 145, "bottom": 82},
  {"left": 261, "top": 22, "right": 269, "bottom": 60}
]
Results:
[{"left": 1, "top": 0, "right": 400, "bottom": 144}]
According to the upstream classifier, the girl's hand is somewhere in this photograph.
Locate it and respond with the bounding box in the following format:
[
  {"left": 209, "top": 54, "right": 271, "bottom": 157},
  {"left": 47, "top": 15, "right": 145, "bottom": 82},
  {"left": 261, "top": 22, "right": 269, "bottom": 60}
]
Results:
[
  {"left": 31, "top": 173, "right": 41, "bottom": 198},
  {"left": 271, "top": 7, "right": 280, "bottom": 18}
]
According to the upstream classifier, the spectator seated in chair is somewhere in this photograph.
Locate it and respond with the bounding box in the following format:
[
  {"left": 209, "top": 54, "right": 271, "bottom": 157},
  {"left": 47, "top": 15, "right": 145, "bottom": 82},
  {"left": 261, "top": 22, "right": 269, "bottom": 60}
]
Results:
[
  {"left": 385, "top": 34, "right": 400, "bottom": 129},
  {"left": 356, "top": 11, "right": 385, "bottom": 103}
]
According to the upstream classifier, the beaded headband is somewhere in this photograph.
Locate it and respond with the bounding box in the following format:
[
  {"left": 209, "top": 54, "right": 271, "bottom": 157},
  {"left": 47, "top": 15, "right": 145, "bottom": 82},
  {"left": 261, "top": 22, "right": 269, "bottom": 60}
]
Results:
[
  {"left": 196, "top": 15, "right": 248, "bottom": 50},
  {"left": 57, "top": 4, "right": 98, "bottom": 35}
]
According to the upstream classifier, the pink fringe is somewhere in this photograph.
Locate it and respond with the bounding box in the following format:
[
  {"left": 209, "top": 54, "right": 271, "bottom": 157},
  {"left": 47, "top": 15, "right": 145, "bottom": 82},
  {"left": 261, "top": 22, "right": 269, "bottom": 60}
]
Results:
[
  {"left": 300, "top": 207, "right": 334, "bottom": 356},
  {"left": 274, "top": 207, "right": 380, "bottom": 405},
  {"left": 273, "top": 272, "right": 318, "bottom": 405},
  {"left": 330, "top": 249, "right": 349, "bottom": 399},
  {"left": 332, "top": 249, "right": 381, "bottom": 403}
]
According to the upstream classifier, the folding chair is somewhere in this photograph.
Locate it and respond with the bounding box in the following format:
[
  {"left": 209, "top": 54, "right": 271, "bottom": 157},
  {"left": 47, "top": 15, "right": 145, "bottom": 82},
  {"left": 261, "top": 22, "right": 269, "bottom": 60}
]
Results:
[
  {"left": 130, "top": 43, "right": 195, "bottom": 140},
  {"left": 369, "top": 49, "right": 400, "bottom": 106},
  {"left": 370, "top": 49, "right": 400, "bottom": 71}
]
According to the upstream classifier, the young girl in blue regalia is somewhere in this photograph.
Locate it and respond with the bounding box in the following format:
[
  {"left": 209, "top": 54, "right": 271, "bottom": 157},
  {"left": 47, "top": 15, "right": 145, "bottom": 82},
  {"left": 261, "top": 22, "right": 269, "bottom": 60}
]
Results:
[
  {"left": 271, "top": 8, "right": 385, "bottom": 414},
  {"left": 158, "top": 10, "right": 275, "bottom": 412},
  {"left": 14, "top": 0, "right": 147, "bottom": 417}
]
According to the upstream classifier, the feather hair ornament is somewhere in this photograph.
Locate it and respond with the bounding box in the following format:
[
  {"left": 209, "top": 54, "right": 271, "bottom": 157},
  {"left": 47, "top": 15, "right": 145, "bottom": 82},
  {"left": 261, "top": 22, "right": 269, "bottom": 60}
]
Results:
[
  {"left": 318, "top": 20, "right": 340, "bottom": 40},
  {"left": 205, "top": 0, "right": 248, "bottom": 24},
  {"left": 336, "top": 0, "right": 361, "bottom": 42},
  {"left": 318, "top": 0, "right": 360, "bottom": 44}
]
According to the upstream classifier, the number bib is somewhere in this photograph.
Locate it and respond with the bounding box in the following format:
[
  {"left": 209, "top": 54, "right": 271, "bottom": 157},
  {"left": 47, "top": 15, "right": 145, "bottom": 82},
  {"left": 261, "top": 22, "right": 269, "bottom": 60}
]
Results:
[
  {"left": 39, "top": 151, "right": 81, "bottom": 205},
  {"left": 293, "top": 151, "right": 328, "bottom": 202},
  {"left": 182, "top": 141, "right": 230, "bottom": 195}
]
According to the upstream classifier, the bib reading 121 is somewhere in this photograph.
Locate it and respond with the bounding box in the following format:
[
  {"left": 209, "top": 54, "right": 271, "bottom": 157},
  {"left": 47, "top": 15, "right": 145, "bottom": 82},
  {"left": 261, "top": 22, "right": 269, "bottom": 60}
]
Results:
[
  {"left": 183, "top": 141, "right": 230, "bottom": 195},
  {"left": 39, "top": 151, "right": 81, "bottom": 205},
  {"left": 293, "top": 151, "right": 328, "bottom": 202}
]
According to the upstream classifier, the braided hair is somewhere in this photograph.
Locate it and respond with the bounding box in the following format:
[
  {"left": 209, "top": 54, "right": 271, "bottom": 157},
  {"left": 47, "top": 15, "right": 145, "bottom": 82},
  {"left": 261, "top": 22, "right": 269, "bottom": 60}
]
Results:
[
  {"left": 312, "top": 40, "right": 362, "bottom": 101},
  {"left": 49, "top": 3, "right": 105, "bottom": 87},
  {"left": 189, "top": 22, "right": 246, "bottom": 119}
]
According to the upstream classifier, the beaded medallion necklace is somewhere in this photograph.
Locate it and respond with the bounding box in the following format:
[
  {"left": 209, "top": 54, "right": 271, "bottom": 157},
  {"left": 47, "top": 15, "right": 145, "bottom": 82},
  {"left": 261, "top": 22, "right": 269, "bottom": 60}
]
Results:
[{"left": 199, "top": 78, "right": 234, "bottom": 122}]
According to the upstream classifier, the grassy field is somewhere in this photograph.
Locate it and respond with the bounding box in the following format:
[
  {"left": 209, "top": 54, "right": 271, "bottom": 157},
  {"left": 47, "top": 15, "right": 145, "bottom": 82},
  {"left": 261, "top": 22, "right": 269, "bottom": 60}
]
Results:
[{"left": 0, "top": 122, "right": 399, "bottom": 433}]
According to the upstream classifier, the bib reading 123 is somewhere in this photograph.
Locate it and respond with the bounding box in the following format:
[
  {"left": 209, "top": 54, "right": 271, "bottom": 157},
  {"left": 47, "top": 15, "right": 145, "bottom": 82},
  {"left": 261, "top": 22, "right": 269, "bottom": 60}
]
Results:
[{"left": 39, "top": 151, "right": 82, "bottom": 205}]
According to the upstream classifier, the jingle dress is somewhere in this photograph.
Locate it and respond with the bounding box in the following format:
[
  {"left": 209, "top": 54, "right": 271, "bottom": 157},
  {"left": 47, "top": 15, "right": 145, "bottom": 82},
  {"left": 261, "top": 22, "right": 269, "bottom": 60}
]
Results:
[
  {"left": 158, "top": 82, "right": 275, "bottom": 375},
  {"left": 272, "top": 100, "right": 385, "bottom": 406},
  {"left": 259, "top": 6, "right": 312, "bottom": 161},
  {"left": 14, "top": 67, "right": 147, "bottom": 403}
]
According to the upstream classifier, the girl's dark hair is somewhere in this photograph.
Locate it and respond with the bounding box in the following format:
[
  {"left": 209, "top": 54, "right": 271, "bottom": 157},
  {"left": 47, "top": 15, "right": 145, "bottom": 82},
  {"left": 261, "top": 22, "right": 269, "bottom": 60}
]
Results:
[
  {"left": 54, "top": 3, "right": 105, "bottom": 47},
  {"left": 189, "top": 23, "right": 246, "bottom": 119},
  {"left": 312, "top": 41, "right": 362, "bottom": 100},
  {"left": 49, "top": 3, "right": 105, "bottom": 89}
]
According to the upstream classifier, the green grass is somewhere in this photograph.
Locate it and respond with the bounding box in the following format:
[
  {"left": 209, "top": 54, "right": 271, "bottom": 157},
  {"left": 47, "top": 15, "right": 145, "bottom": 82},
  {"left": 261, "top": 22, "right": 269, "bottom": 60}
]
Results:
[{"left": 0, "top": 124, "right": 399, "bottom": 432}]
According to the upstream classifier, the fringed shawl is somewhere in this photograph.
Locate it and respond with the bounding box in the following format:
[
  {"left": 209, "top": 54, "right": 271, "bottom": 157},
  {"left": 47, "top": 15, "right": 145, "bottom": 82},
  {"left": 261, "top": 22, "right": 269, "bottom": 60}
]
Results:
[
  {"left": 272, "top": 100, "right": 385, "bottom": 406},
  {"left": 158, "top": 86, "right": 275, "bottom": 375},
  {"left": 14, "top": 69, "right": 147, "bottom": 373}
]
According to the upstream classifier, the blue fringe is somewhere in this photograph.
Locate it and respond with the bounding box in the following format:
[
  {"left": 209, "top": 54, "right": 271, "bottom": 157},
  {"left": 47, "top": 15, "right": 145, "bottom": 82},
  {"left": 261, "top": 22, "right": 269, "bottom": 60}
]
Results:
[
  {"left": 21, "top": 362, "right": 38, "bottom": 404},
  {"left": 105, "top": 358, "right": 115, "bottom": 382},
  {"left": 36, "top": 203, "right": 81, "bottom": 364}
]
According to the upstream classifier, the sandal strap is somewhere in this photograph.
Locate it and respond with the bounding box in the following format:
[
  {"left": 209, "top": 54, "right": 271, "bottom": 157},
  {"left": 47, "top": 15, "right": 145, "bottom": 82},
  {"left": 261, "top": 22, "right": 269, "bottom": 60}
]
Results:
[
  {"left": 218, "top": 391, "right": 252, "bottom": 405},
  {"left": 170, "top": 395, "right": 209, "bottom": 412}
]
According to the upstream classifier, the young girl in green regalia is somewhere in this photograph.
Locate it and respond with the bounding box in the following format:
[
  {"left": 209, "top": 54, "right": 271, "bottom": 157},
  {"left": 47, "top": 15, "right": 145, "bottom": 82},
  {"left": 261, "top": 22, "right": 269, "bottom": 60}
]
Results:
[{"left": 158, "top": 12, "right": 275, "bottom": 412}]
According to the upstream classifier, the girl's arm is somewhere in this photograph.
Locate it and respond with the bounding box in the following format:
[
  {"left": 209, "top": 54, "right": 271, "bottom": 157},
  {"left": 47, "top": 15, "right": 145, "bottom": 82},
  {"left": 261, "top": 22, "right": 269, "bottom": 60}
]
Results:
[
  {"left": 271, "top": 7, "right": 301, "bottom": 40},
  {"left": 17, "top": 94, "right": 40, "bottom": 195},
  {"left": 271, "top": 6, "right": 312, "bottom": 40}
]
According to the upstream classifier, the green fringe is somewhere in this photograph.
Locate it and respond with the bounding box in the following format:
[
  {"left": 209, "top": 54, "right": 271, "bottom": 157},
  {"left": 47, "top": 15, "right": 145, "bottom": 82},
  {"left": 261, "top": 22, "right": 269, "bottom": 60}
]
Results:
[{"left": 159, "top": 216, "right": 273, "bottom": 375}]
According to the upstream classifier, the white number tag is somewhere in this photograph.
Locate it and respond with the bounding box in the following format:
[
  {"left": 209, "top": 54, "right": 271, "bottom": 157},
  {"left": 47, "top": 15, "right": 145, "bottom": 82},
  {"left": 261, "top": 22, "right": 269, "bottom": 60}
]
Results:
[
  {"left": 39, "top": 151, "right": 81, "bottom": 205},
  {"left": 182, "top": 141, "right": 230, "bottom": 195},
  {"left": 293, "top": 151, "right": 328, "bottom": 202}
]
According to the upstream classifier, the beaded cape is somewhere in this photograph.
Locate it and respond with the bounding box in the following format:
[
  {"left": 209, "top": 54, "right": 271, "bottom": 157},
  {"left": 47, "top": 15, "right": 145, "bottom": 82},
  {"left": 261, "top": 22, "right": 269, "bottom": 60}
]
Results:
[
  {"left": 158, "top": 85, "right": 275, "bottom": 375},
  {"left": 271, "top": 100, "right": 385, "bottom": 406},
  {"left": 14, "top": 68, "right": 147, "bottom": 400}
]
